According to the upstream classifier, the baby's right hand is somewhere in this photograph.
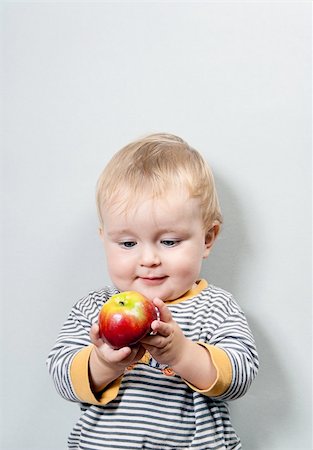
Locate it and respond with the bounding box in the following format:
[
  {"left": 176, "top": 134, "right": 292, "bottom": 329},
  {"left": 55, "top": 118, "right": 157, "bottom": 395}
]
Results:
[
  {"left": 90, "top": 322, "right": 146, "bottom": 370},
  {"left": 88, "top": 323, "right": 146, "bottom": 393}
]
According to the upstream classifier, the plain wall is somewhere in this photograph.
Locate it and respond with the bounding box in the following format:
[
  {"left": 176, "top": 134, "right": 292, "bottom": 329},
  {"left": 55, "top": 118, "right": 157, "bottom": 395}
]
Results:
[{"left": 1, "top": 2, "right": 312, "bottom": 449}]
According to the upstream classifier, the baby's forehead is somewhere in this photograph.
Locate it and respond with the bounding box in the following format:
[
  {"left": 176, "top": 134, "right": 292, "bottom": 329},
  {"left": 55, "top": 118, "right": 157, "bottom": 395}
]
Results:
[
  {"left": 105, "top": 185, "right": 192, "bottom": 212},
  {"left": 103, "top": 192, "right": 202, "bottom": 227}
]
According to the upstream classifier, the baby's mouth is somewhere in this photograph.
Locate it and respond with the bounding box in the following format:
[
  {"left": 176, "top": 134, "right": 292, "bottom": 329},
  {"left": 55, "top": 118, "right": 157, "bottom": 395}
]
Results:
[{"left": 138, "top": 276, "right": 168, "bottom": 286}]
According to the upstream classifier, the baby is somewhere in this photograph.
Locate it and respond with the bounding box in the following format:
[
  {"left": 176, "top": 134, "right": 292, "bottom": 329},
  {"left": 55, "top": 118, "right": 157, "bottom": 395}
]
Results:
[{"left": 47, "top": 133, "right": 259, "bottom": 449}]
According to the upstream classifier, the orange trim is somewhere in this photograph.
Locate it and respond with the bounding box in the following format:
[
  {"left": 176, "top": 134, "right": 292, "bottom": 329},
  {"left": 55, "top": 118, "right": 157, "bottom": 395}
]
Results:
[
  {"left": 165, "top": 279, "right": 208, "bottom": 304},
  {"left": 139, "top": 351, "right": 151, "bottom": 365}
]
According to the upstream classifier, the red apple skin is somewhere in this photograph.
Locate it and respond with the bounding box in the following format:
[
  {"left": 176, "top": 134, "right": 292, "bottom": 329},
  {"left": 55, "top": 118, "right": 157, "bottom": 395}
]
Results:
[{"left": 98, "top": 291, "right": 159, "bottom": 349}]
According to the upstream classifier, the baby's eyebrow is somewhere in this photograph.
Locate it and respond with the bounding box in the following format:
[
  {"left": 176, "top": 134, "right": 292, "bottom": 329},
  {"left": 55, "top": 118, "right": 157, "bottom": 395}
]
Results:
[
  {"left": 106, "top": 226, "right": 190, "bottom": 240},
  {"left": 157, "top": 227, "right": 190, "bottom": 235},
  {"left": 106, "top": 229, "right": 132, "bottom": 238}
]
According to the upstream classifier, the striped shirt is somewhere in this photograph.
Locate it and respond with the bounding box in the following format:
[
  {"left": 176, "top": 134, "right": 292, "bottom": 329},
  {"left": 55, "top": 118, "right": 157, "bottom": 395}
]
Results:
[{"left": 47, "top": 280, "right": 259, "bottom": 449}]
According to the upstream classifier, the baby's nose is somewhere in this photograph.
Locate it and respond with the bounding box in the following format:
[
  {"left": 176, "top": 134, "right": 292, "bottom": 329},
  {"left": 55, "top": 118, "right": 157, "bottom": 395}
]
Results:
[{"left": 139, "top": 245, "right": 161, "bottom": 267}]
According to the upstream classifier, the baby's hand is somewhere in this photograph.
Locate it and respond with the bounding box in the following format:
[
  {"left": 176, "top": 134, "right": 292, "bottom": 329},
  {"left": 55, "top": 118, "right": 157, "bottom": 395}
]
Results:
[
  {"left": 140, "top": 298, "right": 188, "bottom": 368},
  {"left": 90, "top": 323, "right": 146, "bottom": 371}
]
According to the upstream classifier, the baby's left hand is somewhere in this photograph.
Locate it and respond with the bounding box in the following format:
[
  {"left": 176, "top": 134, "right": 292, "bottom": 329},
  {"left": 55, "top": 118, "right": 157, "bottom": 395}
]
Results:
[{"left": 140, "top": 298, "right": 188, "bottom": 367}]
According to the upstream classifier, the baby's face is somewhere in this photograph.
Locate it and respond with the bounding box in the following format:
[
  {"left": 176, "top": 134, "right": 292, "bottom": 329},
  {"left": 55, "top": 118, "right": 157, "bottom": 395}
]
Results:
[{"left": 99, "top": 190, "right": 212, "bottom": 301}]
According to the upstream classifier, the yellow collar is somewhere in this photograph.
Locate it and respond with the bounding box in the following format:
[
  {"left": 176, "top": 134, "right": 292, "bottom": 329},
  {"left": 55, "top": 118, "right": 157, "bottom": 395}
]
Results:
[{"left": 164, "top": 279, "right": 208, "bottom": 305}]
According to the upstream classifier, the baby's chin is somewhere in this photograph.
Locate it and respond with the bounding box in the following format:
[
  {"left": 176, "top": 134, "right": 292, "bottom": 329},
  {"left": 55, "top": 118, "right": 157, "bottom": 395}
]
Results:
[{"left": 136, "top": 285, "right": 190, "bottom": 303}]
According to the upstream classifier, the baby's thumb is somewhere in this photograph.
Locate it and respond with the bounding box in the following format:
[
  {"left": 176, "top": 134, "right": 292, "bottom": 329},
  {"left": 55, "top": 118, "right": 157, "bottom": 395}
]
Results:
[{"left": 90, "top": 323, "right": 103, "bottom": 347}]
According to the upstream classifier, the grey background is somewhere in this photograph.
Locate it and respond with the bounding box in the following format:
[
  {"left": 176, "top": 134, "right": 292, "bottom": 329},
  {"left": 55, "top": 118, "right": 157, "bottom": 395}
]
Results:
[{"left": 1, "top": 2, "right": 312, "bottom": 449}]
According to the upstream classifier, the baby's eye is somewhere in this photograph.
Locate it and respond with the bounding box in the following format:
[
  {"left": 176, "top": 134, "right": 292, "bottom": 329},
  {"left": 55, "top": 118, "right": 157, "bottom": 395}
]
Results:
[
  {"left": 119, "top": 241, "right": 137, "bottom": 248},
  {"left": 161, "top": 239, "right": 180, "bottom": 247}
]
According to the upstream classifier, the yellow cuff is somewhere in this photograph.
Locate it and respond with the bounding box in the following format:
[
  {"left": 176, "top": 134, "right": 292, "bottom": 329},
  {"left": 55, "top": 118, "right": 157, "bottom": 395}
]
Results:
[
  {"left": 185, "top": 343, "right": 232, "bottom": 397},
  {"left": 70, "top": 345, "right": 122, "bottom": 405}
]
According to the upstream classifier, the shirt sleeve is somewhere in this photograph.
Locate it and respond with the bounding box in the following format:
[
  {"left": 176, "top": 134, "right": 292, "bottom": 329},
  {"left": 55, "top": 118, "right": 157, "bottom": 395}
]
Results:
[
  {"left": 70, "top": 345, "right": 122, "bottom": 405},
  {"left": 183, "top": 343, "right": 232, "bottom": 397},
  {"left": 208, "top": 303, "right": 259, "bottom": 401},
  {"left": 184, "top": 290, "right": 259, "bottom": 401}
]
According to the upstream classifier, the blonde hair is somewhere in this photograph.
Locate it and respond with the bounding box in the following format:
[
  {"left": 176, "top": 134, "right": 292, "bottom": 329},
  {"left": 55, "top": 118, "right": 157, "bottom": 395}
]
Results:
[{"left": 96, "top": 133, "right": 222, "bottom": 231}]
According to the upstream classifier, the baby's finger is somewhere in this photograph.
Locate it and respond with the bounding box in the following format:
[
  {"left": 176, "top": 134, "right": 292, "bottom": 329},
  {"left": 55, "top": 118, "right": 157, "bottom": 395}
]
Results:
[
  {"left": 105, "top": 345, "right": 132, "bottom": 362},
  {"left": 104, "top": 343, "right": 145, "bottom": 364},
  {"left": 153, "top": 298, "right": 172, "bottom": 323},
  {"left": 150, "top": 319, "right": 172, "bottom": 338},
  {"left": 90, "top": 323, "right": 104, "bottom": 347}
]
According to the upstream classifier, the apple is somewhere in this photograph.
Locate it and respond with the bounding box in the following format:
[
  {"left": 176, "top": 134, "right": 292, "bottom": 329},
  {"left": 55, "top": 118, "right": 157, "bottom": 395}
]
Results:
[{"left": 98, "top": 291, "right": 159, "bottom": 349}]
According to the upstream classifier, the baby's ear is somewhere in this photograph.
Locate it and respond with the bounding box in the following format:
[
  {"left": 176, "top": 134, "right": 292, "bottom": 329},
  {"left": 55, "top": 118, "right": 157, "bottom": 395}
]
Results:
[
  {"left": 203, "top": 223, "right": 220, "bottom": 258},
  {"left": 98, "top": 227, "right": 104, "bottom": 241}
]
